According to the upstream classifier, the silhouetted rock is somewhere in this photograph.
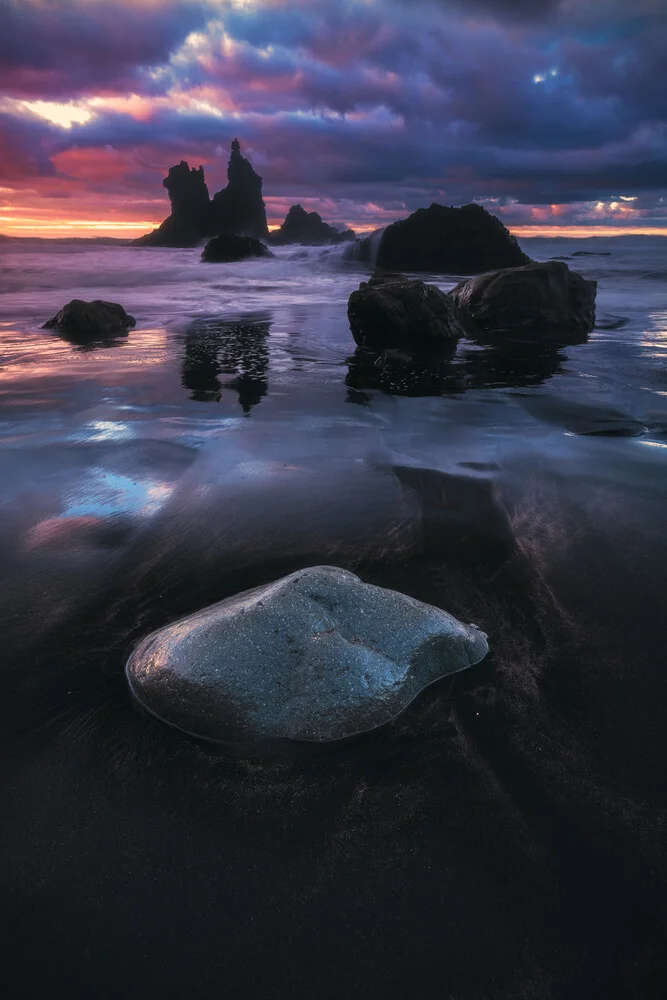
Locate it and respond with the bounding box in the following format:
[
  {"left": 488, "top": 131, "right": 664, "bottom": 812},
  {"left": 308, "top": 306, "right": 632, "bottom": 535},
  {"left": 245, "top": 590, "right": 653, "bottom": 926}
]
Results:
[
  {"left": 270, "top": 204, "right": 355, "bottom": 245},
  {"left": 210, "top": 138, "right": 268, "bottom": 240},
  {"left": 201, "top": 234, "right": 271, "bottom": 263},
  {"left": 134, "top": 140, "right": 268, "bottom": 246},
  {"left": 348, "top": 271, "right": 467, "bottom": 352},
  {"left": 450, "top": 260, "right": 597, "bottom": 343},
  {"left": 42, "top": 299, "right": 136, "bottom": 338},
  {"left": 134, "top": 162, "right": 210, "bottom": 247},
  {"left": 125, "top": 565, "right": 489, "bottom": 744},
  {"left": 348, "top": 203, "right": 531, "bottom": 274}
]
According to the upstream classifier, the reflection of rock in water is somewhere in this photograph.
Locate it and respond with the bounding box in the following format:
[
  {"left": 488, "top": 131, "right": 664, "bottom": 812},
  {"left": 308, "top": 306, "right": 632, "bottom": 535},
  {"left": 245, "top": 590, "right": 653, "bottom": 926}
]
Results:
[
  {"left": 345, "top": 343, "right": 565, "bottom": 402},
  {"left": 181, "top": 316, "right": 270, "bottom": 414}
]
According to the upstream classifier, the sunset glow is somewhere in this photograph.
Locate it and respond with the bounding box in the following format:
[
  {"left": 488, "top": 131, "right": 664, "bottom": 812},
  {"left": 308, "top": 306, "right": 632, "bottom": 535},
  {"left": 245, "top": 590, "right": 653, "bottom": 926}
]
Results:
[{"left": 0, "top": 0, "right": 665, "bottom": 240}]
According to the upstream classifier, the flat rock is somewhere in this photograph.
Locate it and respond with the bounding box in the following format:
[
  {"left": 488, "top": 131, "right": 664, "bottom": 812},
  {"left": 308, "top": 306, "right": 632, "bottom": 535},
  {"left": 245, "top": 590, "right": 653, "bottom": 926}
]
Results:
[
  {"left": 348, "top": 270, "right": 468, "bottom": 352},
  {"left": 450, "top": 260, "right": 597, "bottom": 343},
  {"left": 201, "top": 234, "right": 272, "bottom": 263},
  {"left": 126, "top": 565, "right": 489, "bottom": 744},
  {"left": 42, "top": 299, "right": 136, "bottom": 337}
]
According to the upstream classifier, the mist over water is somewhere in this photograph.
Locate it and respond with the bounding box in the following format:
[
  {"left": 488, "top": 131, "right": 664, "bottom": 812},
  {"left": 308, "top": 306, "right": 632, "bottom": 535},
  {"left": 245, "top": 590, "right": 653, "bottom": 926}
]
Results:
[{"left": 1, "top": 235, "right": 667, "bottom": 999}]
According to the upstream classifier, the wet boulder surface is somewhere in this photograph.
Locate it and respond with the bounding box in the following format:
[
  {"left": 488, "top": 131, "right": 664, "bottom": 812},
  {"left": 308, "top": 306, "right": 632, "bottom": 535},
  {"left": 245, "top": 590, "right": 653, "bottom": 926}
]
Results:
[
  {"left": 450, "top": 260, "right": 597, "bottom": 343},
  {"left": 126, "top": 565, "right": 489, "bottom": 744},
  {"left": 42, "top": 299, "right": 136, "bottom": 338},
  {"left": 348, "top": 270, "right": 468, "bottom": 352},
  {"left": 201, "top": 234, "right": 272, "bottom": 263}
]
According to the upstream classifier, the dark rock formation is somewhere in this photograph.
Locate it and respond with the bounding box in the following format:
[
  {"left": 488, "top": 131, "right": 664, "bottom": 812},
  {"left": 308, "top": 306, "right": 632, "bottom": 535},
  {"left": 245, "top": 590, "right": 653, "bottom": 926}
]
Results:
[
  {"left": 450, "top": 260, "right": 597, "bottom": 343},
  {"left": 42, "top": 299, "right": 136, "bottom": 338},
  {"left": 201, "top": 234, "right": 271, "bottom": 263},
  {"left": 348, "top": 203, "right": 531, "bottom": 274},
  {"left": 348, "top": 271, "right": 468, "bottom": 352},
  {"left": 125, "top": 565, "right": 489, "bottom": 744},
  {"left": 210, "top": 138, "right": 268, "bottom": 241},
  {"left": 134, "top": 139, "right": 268, "bottom": 247},
  {"left": 269, "top": 204, "right": 355, "bottom": 245},
  {"left": 134, "top": 162, "right": 210, "bottom": 247}
]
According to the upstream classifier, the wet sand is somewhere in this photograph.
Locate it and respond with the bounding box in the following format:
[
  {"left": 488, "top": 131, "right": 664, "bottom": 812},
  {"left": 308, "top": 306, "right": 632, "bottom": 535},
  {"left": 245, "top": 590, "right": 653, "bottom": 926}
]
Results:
[{"left": 0, "top": 238, "right": 666, "bottom": 998}]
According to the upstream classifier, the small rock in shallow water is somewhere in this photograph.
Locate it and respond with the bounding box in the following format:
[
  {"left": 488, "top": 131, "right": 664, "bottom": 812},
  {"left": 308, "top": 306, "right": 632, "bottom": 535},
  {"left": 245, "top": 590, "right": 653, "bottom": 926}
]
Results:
[
  {"left": 42, "top": 299, "right": 136, "bottom": 337},
  {"left": 126, "top": 565, "right": 489, "bottom": 744},
  {"left": 201, "top": 233, "right": 271, "bottom": 262}
]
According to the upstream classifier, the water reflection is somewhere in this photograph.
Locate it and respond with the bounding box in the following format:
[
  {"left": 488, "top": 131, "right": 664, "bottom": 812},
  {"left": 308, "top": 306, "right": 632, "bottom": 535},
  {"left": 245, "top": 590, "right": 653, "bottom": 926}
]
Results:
[
  {"left": 181, "top": 315, "right": 271, "bottom": 414},
  {"left": 345, "top": 343, "right": 566, "bottom": 401},
  {"left": 55, "top": 330, "right": 131, "bottom": 352}
]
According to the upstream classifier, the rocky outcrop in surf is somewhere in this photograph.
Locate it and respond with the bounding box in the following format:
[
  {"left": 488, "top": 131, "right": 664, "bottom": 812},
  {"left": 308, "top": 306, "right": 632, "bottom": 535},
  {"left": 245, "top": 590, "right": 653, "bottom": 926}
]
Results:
[
  {"left": 269, "top": 204, "right": 355, "bottom": 246},
  {"left": 346, "top": 203, "right": 531, "bottom": 274},
  {"left": 348, "top": 271, "right": 467, "bottom": 352},
  {"left": 201, "top": 234, "right": 272, "bottom": 263},
  {"left": 134, "top": 140, "right": 268, "bottom": 247},
  {"left": 450, "top": 260, "right": 597, "bottom": 343}
]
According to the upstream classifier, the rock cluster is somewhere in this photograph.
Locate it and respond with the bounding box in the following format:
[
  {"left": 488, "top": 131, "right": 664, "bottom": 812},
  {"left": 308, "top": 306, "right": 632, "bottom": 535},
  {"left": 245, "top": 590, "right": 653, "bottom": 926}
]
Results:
[
  {"left": 270, "top": 204, "right": 355, "bottom": 246},
  {"left": 348, "top": 202, "right": 532, "bottom": 274},
  {"left": 134, "top": 139, "right": 268, "bottom": 247},
  {"left": 126, "top": 565, "right": 489, "bottom": 744},
  {"left": 348, "top": 260, "right": 596, "bottom": 353},
  {"left": 42, "top": 299, "right": 136, "bottom": 338}
]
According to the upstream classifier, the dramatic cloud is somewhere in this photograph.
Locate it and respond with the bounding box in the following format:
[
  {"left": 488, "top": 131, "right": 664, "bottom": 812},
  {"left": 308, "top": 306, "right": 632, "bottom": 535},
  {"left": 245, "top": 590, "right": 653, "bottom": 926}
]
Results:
[{"left": 0, "top": 0, "right": 665, "bottom": 237}]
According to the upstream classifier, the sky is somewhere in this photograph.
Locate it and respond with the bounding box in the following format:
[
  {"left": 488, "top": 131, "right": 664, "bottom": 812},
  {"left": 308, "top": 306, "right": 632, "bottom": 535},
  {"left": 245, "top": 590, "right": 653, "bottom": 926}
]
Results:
[{"left": 0, "top": 0, "right": 665, "bottom": 238}]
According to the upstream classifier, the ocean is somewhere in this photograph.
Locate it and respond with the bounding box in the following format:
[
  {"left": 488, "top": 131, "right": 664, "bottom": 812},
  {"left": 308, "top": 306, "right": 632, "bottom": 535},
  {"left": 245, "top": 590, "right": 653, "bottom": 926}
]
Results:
[{"left": 1, "top": 234, "right": 666, "bottom": 998}]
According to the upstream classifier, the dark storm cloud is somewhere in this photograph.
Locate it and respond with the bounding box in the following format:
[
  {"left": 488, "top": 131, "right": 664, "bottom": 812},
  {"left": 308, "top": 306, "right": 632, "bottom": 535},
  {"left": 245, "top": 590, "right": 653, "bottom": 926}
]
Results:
[
  {"left": 0, "top": 0, "right": 211, "bottom": 98},
  {"left": 394, "top": 0, "right": 564, "bottom": 22},
  {"left": 1, "top": 0, "right": 666, "bottom": 230},
  {"left": 0, "top": 112, "right": 58, "bottom": 179}
]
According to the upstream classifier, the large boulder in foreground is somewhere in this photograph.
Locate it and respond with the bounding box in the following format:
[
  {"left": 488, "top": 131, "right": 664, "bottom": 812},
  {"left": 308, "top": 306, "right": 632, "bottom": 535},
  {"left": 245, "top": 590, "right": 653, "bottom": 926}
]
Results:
[
  {"left": 201, "top": 234, "right": 272, "bottom": 263},
  {"left": 270, "top": 204, "right": 355, "bottom": 246},
  {"left": 348, "top": 271, "right": 468, "bottom": 352},
  {"left": 126, "top": 565, "right": 488, "bottom": 744},
  {"left": 42, "top": 299, "right": 136, "bottom": 337},
  {"left": 450, "top": 260, "right": 597, "bottom": 342},
  {"left": 350, "top": 203, "right": 531, "bottom": 274}
]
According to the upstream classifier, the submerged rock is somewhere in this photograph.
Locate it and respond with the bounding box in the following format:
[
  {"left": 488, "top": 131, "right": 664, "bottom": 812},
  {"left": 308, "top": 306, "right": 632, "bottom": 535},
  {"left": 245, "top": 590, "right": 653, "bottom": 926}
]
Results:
[
  {"left": 42, "top": 299, "right": 136, "bottom": 337},
  {"left": 348, "top": 271, "right": 468, "bottom": 352},
  {"left": 450, "top": 260, "right": 597, "bottom": 342},
  {"left": 270, "top": 204, "right": 355, "bottom": 245},
  {"left": 126, "top": 565, "right": 488, "bottom": 744},
  {"left": 201, "top": 234, "right": 272, "bottom": 263},
  {"left": 350, "top": 203, "right": 531, "bottom": 274}
]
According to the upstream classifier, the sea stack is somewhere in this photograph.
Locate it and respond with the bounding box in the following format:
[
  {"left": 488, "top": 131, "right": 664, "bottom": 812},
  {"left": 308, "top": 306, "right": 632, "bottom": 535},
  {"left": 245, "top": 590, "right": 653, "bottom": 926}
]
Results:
[
  {"left": 134, "top": 139, "right": 268, "bottom": 247},
  {"left": 269, "top": 204, "right": 355, "bottom": 245},
  {"left": 210, "top": 138, "right": 268, "bottom": 241},
  {"left": 347, "top": 202, "right": 532, "bottom": 274}
]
